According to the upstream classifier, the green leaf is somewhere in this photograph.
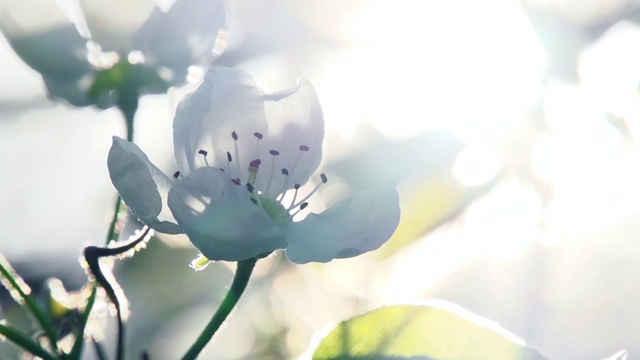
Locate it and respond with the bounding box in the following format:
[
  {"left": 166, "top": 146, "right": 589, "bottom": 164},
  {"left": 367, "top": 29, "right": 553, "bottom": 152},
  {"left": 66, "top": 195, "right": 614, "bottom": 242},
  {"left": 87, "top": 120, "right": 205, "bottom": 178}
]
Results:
[
  {"left": 313, "top": 302, "right": 546, "bottom": 360},
  {"left": 0, "top": 253, "right": 59, "bottom": 354},
  {"left": 0, "top": 322, "right": 56, "bottom": 360}
]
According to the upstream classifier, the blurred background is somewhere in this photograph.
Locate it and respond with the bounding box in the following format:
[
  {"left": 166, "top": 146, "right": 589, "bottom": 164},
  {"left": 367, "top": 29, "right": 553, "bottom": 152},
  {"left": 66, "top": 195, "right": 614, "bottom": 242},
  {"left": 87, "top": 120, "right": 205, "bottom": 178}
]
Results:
[{"left": 2, "top": 0, "right": 640, "bottom": 358}]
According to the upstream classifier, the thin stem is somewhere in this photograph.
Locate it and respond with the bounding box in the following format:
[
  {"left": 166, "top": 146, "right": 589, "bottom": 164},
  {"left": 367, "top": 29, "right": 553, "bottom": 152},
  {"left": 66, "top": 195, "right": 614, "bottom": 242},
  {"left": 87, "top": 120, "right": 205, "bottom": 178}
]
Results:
[
  {"left": 105, "top": 196, "right": 122, "bottom": 246},
  {"left": 79, "top": 100, "right": 137, "bottom": 359},
  {"left": 68, "top": 286, "right": 97, "bottom": 360},
  {"left": 181, "top": 259, "right": 257, "bottom": 360}
]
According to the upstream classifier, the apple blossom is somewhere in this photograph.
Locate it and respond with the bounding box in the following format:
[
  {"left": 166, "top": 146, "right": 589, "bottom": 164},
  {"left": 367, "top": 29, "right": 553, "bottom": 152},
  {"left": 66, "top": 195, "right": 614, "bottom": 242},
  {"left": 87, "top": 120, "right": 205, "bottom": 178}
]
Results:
[
  {"left": 0, "top": 0, "right": 226, "bottom": 108},
  {"left": 107, "top": 67, "right": 400, "bottom": 265}
]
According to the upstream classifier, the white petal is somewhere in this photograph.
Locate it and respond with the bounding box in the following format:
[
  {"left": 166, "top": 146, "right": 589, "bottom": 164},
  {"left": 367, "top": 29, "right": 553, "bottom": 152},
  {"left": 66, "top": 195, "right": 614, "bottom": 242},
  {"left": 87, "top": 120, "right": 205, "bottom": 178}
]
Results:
[
  {"left": 134, "top": 0, "right": 227, "bottom": 81},
  {"left": 255, "top": 79, "right": 324, "bottom": 196},
  {"left": 0, "top": 0, "right": 91, "bottom": 80},
  {"left": 173, "top": 67, "right": 267, "bottom": 179},
  {"left": 41, "top": 73, "right": 94, "bottom": 107},
  {"left": 80, "top": 0, "right": 155, "bottom": 52},
  {"left": 168, "top": 167, "right": 288, "bottom": 261},
  {"left": 284, "top": 184, "right": 401, "bottom": 264},
  {"left": 108, "top": 136, "right": 182, "bottom": 234}
]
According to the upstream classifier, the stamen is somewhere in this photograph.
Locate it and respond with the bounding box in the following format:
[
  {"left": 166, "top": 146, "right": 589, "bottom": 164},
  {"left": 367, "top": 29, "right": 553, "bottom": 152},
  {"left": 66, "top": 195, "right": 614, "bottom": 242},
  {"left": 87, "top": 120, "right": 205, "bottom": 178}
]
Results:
[
  {"left": 173, "top": 171, "right": 180, "bottom": 179},
  {"left": 287, "top": 144, "right": 310, "bottom": 179},
  {"left": 287, "top": 183, "right": 301, "bottom": 209},
  {"left": 264, "top": 150, "right": 279, "bottom": 196},
  {"left": 245, "top": 182, "right": 263, "bottom": 206},
  {"left": 254, "top": 132, "right": 263, "bottom": 163},
  {"left": 198, "top": 149, "right": 210, "bottom": 167},
  {"left": 290, "top": 174, "right": 327, "bottom": 210},
  {"left": 232, "top": 131, "right": 240, "bottom": 175},
  {"left": 227, "top": 152, "right": 232, "bottom": 162},
  {"left": 288, "top": 202, "right": 309, "bottom": 218},
  {"left": 276, "top": 168, "right": 290, "bottom": 202}
]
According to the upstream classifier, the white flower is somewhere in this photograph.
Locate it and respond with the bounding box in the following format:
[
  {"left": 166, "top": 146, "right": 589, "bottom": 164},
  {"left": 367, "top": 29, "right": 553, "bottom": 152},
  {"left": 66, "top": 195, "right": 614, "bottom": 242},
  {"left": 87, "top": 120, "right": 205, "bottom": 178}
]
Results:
[
  {"left": 0, "top": 0, "right": 226, "bottom": 108},
  {"left": 107, "top": 67, "right": 401, "bottom": 264}
]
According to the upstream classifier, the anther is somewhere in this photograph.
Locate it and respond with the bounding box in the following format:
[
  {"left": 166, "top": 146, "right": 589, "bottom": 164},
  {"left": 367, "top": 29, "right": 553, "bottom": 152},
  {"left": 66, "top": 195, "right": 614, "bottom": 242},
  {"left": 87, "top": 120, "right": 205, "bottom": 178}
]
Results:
[
  {"left": 173, "top": 171, "right": 180, "bottom": 179},
  {"left": 288, "top": 201, "right": 309, "bottom": 219},
  {"left": 299, "top": 145, "right": 310, "bottom": 151},
  {"left": 254, "top": 132, "right": 263, "bottom": 140},
  {"left": 269, "top": 150, "right": 279, "bottom": 156},
  {"left": 294, "top": 183, "right": 300, "bottom": 189},
  {"left": 246, "top": 183, "right": 255, "bottom": 193},
  {"left": 276, "top": 168, "right": 291, "bottom": 202},
  {"left": 227, "top": 151, "right": 232, "bottom": 162},
  {"left": 198, "top": 149, "right": 210, "bottom": 167},
  {"left": 249, "top": 159, "right": 261, "bottom": 169},
  {"left": 231, "top": 131, "right": 238, "bottom": 140},
  {"left": 250, "top": 198, "right": 258, "bottom": 205},
  {"left": 232, "top": 178, "right": 241, "bottom": 185},
  {"left": 290, "top": 175, "right": 326, "bottom": 210}
]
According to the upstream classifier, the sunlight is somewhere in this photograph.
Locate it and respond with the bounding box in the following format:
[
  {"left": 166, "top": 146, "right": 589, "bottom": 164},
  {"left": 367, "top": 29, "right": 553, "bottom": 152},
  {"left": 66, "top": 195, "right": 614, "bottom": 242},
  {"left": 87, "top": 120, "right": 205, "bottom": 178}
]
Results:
[{"left": 317, "top": 0, "right": 545, "bottom": 141}]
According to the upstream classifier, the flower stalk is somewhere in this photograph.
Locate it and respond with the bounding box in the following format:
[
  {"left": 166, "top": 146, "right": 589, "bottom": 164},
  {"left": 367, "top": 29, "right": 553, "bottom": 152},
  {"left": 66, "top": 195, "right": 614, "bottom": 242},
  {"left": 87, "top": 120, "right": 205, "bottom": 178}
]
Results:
[{"left": 181, "top": 258, "right": 257, "bottom": 360}]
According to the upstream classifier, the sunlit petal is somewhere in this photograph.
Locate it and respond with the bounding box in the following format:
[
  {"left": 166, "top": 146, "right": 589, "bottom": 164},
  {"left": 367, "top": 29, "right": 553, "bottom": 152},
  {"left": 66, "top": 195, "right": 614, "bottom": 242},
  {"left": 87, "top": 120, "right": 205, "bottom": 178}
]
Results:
[
  {"left": 285, "top": 184, "right": 400, "bottom": 263},
  {"left": 173, "top": 67, "right": 267, "bottom": 178},
  {"left": 0, "top": 0, "right": 91, "bottom": 80},
  {"left": 134, "top": 0, "right": 227, "bottom": 81},
  {"left": 80, "top": 0, "right": 155, "bottom": 52},
  {"left": 168, "top": 167, "right": 287, "bottom": 261},
  {"left": 108, "top": 137, "right": 183, "bottom": 234},
  {"left": 255, "top": 79, "right": 324, "bottom": 193}
]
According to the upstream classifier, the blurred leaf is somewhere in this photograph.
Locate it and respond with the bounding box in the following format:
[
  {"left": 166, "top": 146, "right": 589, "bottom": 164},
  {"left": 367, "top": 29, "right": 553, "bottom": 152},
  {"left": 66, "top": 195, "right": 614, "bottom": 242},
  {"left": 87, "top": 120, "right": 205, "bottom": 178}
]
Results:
[
  {"left": 313, "top": 302, "right": 545, "bottom": 360},
  {"left": 326, "top": 131, "right": 464, "bottom": 190},
  {"left": 376, "top": 173, "right": 464, "bottom": 258},
  {"left": 325, "top": 131, "right": 475, "bottom": 258},
  {"left": 377, "top": 172, "right": 496, "bottom": 258}
]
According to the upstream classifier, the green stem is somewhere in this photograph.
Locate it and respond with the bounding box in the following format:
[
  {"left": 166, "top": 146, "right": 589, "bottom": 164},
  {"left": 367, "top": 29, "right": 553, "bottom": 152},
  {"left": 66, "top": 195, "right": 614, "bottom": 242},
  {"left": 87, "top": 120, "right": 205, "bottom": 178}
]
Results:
[
  {"left": 105, "top": 196, "right": 123, "bottom": 246},
  {"left": 181, "top": 259, "right": 257, "bottom": 360},
  {"left": 118, "top": 89, "right": 138, "bottom": 143},
  {"left": 77, "top": 100, "right": 137, "bottom": 358},
  {"left": 0, "top": 322, "right": 56, "bottom": 360},
  {"left": 68, "top": 287, "right": 97, "bottom": 360}
]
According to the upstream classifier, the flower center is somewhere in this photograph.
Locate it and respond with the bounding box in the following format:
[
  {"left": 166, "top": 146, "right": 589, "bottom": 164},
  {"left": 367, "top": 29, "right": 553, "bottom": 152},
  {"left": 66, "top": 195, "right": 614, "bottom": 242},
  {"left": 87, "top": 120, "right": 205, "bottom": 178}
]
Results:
[{"left": 182, "top": 130, "right": 328, "bottom": 225}]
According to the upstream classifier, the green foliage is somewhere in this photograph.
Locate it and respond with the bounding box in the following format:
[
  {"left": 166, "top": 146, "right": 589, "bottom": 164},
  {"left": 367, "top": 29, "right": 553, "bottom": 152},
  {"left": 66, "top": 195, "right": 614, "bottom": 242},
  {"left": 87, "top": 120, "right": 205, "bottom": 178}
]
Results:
[{"left": 313, "top": 303, "right": 546, "bottom": 360}]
